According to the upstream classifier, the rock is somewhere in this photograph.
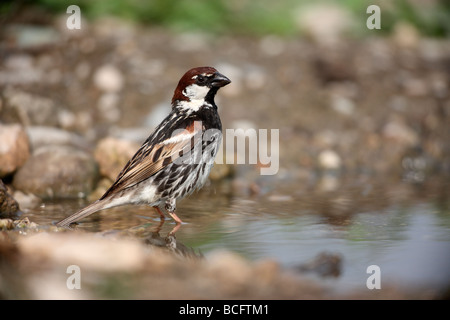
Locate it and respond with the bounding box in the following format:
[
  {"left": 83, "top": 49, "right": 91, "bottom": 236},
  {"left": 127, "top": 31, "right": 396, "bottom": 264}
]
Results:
[
  {"left": 0, "top": 219, "right": 14, "bottom": 230},
  {"left": 206, "top": 250, "right": 253, "bottom": 289},
  {"left": 13, "top": 146, "right": 98, "bottom": 199},
  {"left": 19, "top": 232, "right": 146, "bottom": 272},
  {"left": 0, "top": 124, "right": 30, "bottom": 177},
  {"left": 392, "top": 22, "right": 420, "bottom": 49},
  {"left": 268, "top": 194, "right": 293, "bottom": 202},
  {"left": 93, "top": 64, "right": 124, "bottom": 92},
  {"left": 259, "top": 35, "right": 285, "bottom": 56},
  {"left": 296, "top": 252, "right": 342, "bottom": 277},
  {"left": 12, "top": 190, "right": 42, "bottom": 209},
  {"left": 109, "top": 127, "right": 151, "bottom": 143},
  {"left": 402, "top": 77, "right": 429, "bottom": 97},
  {"left": 4, "top": 24, "right": 60, "bottom": 49},
  {"left": 97, "top": 92, "right": 121, "bottom": 123},
  {"left": 294, "top": 4, "right": 354, "bottom": 45},
  {"left": 172, "top": 32, "right": 209, "bottom": 52},
  {"left": 13, "top": 217, "right": 38, "bottom": 229},
  {"left": 88, "top": 178, "right": 112, "bottom": 201},
  {"left": 0, "top": 54, "right": 43, "bottom": 85},
  {"left": 1, "top": 87, "right": 58, "bottom": 126},
  {"left": 94, "top": 137, "right": 140, "bottom": 181},
  {"left": 209, "top": 163, "right": 234, "bottom": 181},
  {"left": 318, "top": 149, "right": 342, "bottom": 170},
  {"left": 244, "top": 67, "right": 268, "bottom": 90},
  {"left": 317, "top": 175, "right": 339, "bottom": 192},
  {"left": 330, "top": 95, "right": 355, "bottom": 116},
  {"left": 382, "top": 117, "right": 419, "bottom": 146},
  {"left": 26, "top": 126, "right": 92, "bottom": 151},
  {"left": 0, "top": 180, "right": 21, "bottom": 218}
]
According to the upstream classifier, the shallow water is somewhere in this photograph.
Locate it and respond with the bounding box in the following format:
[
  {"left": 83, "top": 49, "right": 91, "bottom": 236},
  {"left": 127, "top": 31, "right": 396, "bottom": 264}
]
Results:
[{"left": 28, "top": 177, "right": 450, "bottom": 295}]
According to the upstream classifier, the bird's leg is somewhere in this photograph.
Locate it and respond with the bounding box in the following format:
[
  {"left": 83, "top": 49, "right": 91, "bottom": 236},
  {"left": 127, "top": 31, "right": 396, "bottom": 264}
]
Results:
[
  {"left": 168, "top": 223, "right": 181, "bottom": 236},
  {"left": 165, "top": 199, "right": 183, "bottom": 224},
  {"left": 154, "top": 206, "right": 166, "bottom": 221}
]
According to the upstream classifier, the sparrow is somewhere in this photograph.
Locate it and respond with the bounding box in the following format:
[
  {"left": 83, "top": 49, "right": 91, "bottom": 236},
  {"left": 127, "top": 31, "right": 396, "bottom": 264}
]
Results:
[{"left": 56, "top": 66, "right": 230, "bottom": 227}]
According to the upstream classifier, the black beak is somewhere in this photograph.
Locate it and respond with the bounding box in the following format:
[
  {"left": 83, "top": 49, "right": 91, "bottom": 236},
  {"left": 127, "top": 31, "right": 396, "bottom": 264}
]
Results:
[{"left": 211, "top": 72, "right": 231, "bottom": 88}]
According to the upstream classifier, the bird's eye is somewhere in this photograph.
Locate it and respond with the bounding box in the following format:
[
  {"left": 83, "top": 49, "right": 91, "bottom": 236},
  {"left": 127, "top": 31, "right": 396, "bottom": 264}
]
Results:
[{"left": 196, "top": 75, "right": 206, "bottom": 84}]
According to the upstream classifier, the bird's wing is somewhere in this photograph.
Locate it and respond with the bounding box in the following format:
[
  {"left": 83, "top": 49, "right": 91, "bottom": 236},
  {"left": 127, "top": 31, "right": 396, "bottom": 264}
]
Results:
[{"left": 101, "top": 119, "right": 204, "bottom": 198}]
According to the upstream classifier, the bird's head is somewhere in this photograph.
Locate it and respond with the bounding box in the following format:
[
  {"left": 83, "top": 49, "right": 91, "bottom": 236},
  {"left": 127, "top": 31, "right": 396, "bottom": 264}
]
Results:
[{"left": 172, "top": 66, "right": 231, "bottom": 110}]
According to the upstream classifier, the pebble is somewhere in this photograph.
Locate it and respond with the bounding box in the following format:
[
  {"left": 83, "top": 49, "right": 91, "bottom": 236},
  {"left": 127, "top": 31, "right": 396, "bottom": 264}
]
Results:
[
  {"left": 244, "top": 67, "right": 268, "bottom": 90},
  {"left": 19, "top": 232, "right": 146, "bottom": 272},
  {"left": 259, "top": 35, "right": 285, "bottom": 56},
  {"left": 13, "top": 145, "right": 98, "bottom": 199},
  {"left": 330, "top": 95, "right": 355, "bottom": 116},
  {"left": 206, "top": 250, "right": 253, "bottom": 288},
  {"left": 0, "top": 124, "right": 30, "bottom": 178},
  {"left": 93, "top": 64, "right": 124, "bottom": 92},
  {"left": 172, "top": 32, "right": 209, "bottom": 52},
  {"left": 5, "top": 24, "right": 60, "bottom": 49},
  {"left": 2, "top": 88, "right": 58, "bottom": 126},
  {"left": 12, "top": 190, "right": 42, "bottom": 209},
  {"left": 296, "top": 252, "right": 342, "bottom": 277},
  {"left": 294, "top": 4, "right": 354, "bottom": 45},
  {"left": 382, "top": 118, "right": 419, "bottom": 146},
  {"left": 0, "top": 219, "right": 14, "bottom": 230},
  {"left": 26, "top": 126, "right": 92, "bottom": 151},
  {"left": 97, "top": 92, "right": 121, "bottom": 123},
  {"left": 268, "top": 194, "right": 293, "bottom": 202},
  {"left": 318, "top": 149, "right": 342, "bottom": 170},
  {"left": 0, "top": 180, "right": 21, "bottom": 218},
  {"left": 209, "top": 163, "right": 234, "bottom": 181},
  {"left": 94, "top": 137, "right": 141, "bottom": 181},
  {"left": 392, "top": 22, "right": 420, "bottom": 49}
]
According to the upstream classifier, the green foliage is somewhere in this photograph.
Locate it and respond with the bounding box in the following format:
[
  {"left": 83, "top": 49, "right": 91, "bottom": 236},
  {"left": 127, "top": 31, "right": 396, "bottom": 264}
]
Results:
[{"left": 21, "top": 0, "right": 450, "bottom": 37}]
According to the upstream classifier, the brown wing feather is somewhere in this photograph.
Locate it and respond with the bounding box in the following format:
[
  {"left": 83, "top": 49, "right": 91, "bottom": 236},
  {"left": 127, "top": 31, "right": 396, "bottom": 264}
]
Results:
[{"left": 101, "top": 120, "right": 203, "bottom": 199}]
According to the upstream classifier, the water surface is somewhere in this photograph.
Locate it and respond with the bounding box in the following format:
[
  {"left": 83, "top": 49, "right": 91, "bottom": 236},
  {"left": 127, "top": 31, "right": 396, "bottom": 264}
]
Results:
[{"left": 29, "top": 177, "right": 450, "bottom": 294}]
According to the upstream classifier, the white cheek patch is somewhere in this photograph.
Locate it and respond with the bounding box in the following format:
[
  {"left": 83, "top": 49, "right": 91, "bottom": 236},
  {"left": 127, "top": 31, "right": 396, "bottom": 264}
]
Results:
[
  {"left": 183, "top": 84, "right": 209, "bottom": 101},
  {"left": 179, "top": 83, "right": 210, "bottom": 111}
]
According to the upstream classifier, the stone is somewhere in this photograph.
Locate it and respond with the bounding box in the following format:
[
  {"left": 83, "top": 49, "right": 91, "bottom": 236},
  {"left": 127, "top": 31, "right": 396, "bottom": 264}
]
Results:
[
  {"left": 318, "top": 149, "right": 342, "bottom": 170},
  {"left": 0, "top": 124, "right": 30, "bottom": 177},
  {"left": 1, "top": 87, "right": 58, "bottom": 126},
  {"left": 0, "top": 179, "right": 21, "bottom": 218},
  {"left": 94, "top": 137, "right": 140, "bottom": 181},
  {"left": 13, "top": 145, "right": 98, "bottom": 199},
  {"left": 0, "top": 219, "right": 14, "bottom": 230},
  {"left": 26, "top": 126, "right": 92, "bottom": 151},
  {"left": 330, "top": 95, "right": 355, "bottom": 116},
  {"left": 12, "top": 190, "right": 42, "bottom": 209},
  {"left": 382, "top": 118, "right": 419, "bottom": 146},
  {"left": 5, "top": 25, "right": 60, "bottom": 49},
  {"left": 97, "top": 92, "right": 121, "bottom": 123},
  {"left": 392, "top": 22, "right": 420, "bottom": 49},
  {"left": 93, "top": 64, "right": 124, "bottom": 92},
  {"left": 294, "top": 4, "right": 354, "bottom": 45}
]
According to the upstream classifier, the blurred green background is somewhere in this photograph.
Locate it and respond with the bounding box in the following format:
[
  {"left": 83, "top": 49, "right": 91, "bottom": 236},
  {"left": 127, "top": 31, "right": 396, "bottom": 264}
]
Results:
[{"left": 2, "top": 0, "right": 450, "bottom": 37}]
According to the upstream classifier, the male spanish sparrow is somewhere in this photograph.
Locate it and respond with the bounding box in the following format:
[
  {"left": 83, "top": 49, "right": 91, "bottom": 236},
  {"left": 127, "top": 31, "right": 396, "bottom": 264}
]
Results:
[{"left": 56, "top": 66, "right": 230, "bottom": 227}]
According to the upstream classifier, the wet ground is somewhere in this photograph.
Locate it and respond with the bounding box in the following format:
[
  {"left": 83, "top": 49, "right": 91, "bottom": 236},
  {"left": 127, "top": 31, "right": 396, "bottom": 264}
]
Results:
[{"left": 1, "top": 10, "right": 450, "bottom": 299}]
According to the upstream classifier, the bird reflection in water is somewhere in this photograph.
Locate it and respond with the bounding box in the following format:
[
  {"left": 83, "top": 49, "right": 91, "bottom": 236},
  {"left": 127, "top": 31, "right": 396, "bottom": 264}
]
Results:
[{"left": 139, "top": 219, "right": 203, "bottom": 260}]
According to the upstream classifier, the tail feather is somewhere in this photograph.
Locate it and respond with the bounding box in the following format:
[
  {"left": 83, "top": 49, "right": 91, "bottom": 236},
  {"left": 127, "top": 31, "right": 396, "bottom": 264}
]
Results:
[{"left": 56, "top": 200, "right": 110, "bottom": 227}]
